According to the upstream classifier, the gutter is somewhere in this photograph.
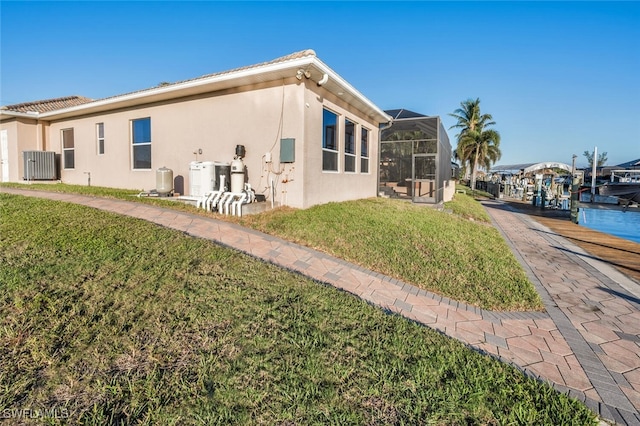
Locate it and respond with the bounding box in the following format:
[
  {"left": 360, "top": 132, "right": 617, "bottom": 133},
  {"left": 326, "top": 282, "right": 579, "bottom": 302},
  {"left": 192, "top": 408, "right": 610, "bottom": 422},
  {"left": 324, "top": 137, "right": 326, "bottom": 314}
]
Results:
[
  {"left": 0, "top": 110, "right": 39, "bottom": 120},
  {"left": 38, "top": 56, "right": 321, "bottom": 119}
]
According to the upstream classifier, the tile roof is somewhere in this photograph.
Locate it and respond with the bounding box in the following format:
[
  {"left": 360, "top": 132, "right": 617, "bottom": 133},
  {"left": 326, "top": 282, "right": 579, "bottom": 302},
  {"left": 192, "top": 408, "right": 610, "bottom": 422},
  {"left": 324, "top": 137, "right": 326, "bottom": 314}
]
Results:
[
  {"left": 1, "top": 96, "right": 94, "bottom": 113},
  {"left": 1, "top": 49, "right": 318, "bottom": 113},
  {"left": 96, "top": 49, "right": 318, "bottom": 103},
  {"left": 180, "top": 48, "right": 317, "bottom": 84}
]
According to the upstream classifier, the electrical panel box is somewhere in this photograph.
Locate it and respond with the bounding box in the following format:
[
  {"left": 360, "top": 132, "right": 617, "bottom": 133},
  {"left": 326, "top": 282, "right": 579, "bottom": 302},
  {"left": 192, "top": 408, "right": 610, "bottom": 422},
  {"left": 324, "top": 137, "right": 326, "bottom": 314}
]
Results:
[{"left": 280, "top": 138, "right": 295, "bottom": 163}]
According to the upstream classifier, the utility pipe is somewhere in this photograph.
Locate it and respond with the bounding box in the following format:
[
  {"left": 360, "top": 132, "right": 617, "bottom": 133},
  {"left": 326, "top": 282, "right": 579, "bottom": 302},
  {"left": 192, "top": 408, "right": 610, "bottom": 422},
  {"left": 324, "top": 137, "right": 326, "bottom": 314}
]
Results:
[
  {"left": 223, "top": 192, "right": 245, "bottom": 215},
  {"left": 231, "top": 193, "right": 247, "bottom": 217},
  {"left": 218, "top": 192, "right": 232, "bottom": 214}
]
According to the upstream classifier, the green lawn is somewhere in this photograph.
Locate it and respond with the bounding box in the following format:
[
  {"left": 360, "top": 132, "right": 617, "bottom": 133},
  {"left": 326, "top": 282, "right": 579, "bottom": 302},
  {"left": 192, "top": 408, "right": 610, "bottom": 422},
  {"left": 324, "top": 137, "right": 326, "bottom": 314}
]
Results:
[
  {"left": 233, "top": 196, "right": 540, "bottom": 311},
  {"left": 0, "top": 193, "right": 596, "bottom": 425},
  {"left": 0, "top": 183, "right": 542, "bottom": 311}
]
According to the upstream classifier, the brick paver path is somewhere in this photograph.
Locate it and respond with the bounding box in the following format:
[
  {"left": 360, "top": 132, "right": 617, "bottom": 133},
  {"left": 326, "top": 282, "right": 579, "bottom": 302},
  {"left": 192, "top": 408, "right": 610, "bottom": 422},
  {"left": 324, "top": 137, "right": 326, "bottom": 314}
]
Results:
[{"left": 2, "top": 188, "right": 639, "bottom": 425}]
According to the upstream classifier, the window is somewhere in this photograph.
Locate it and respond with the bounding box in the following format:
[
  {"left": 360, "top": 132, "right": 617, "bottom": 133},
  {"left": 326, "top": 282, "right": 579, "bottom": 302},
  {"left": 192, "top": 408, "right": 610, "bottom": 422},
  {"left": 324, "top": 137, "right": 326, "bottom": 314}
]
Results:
[
  {"left": 132, "top": 117, "right": 151, "bottom": 169},
  {"left": 361, "top": 127, "right": 369, "bottom": 173},
  {"left": 97, "top": 123, "right": 105, "bottom": 155},
  {"left": 344, "top": 119, "right": 356, "bottom": 172},
  {"left": 322, "top": 109, "right": 338, "bottom": 171},
  {"left": 62, "top": 128, "right": 74, "bottom": 169}
]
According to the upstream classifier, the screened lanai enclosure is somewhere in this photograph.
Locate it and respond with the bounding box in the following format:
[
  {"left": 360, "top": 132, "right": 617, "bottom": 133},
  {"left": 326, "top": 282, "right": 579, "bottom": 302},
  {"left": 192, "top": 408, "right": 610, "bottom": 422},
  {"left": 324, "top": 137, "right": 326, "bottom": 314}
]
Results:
[{"left": 380, "top": 110, "right": 453, "bottom": 203}]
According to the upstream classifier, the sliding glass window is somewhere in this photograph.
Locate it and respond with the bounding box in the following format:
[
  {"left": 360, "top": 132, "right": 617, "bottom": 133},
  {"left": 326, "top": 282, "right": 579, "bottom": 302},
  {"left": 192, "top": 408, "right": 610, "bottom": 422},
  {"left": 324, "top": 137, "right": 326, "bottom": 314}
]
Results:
[
  {"left": 62, "top": 128, "right": 75, "bottom": 169},
  {"left": 344, "top": 119, "right": 356, "bottom": 172},
  {"left": 132, "top": 117, "right": 151, "bottom": 169},
  {"left": 360, "top": 127, "right": 369, "bottom": 173},
  {"left": 322, "top": 109, "right": 338, "bottom": 172}
]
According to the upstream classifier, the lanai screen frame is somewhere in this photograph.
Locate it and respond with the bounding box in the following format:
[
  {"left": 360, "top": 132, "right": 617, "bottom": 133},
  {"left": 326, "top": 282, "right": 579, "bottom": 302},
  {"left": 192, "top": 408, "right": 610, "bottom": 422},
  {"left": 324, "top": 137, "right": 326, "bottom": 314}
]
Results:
[{"left": 379, "top": 116, "right": 452, "bottom": 203}]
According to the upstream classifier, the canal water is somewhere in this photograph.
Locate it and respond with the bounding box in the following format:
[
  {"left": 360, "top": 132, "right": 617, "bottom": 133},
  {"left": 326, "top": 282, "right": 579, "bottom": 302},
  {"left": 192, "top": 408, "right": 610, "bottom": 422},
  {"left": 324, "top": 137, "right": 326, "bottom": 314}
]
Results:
[{"left": 578, "top": 207, "right": 640, "bottom": 244}]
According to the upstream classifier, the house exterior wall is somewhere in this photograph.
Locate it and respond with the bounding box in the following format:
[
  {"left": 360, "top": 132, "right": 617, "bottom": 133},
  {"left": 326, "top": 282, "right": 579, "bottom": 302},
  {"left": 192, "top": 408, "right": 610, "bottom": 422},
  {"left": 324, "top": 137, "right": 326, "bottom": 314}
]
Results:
[
  {"left": 43, "top": 81, "right": 299, "bottom": 198},
  {"left": 302, "top": 86, "right": 380, "bottom": 208},
  {"left": 37, "top": 78, "right": 380, "bottom": 209},
  {"left": 0, "top": 117, "right": 41, "bottom": 182}
]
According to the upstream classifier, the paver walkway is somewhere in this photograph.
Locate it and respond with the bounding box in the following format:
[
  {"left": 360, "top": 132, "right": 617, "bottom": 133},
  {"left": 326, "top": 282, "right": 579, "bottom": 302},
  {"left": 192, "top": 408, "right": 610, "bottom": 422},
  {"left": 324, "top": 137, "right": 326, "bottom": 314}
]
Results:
[{"left": 3, "top": 188, "right": 640, "bottom": 425}]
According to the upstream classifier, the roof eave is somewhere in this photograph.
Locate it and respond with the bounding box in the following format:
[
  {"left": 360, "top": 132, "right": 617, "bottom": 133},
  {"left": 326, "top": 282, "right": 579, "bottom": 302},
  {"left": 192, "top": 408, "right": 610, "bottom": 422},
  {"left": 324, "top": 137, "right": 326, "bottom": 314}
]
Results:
[
  {"left": 309, "top": 57, "right": 392, "bottom": 124},
  {"left": 0, "top": 110, "right": 39, "bottom": 120},
  {"left": 38, "top": 56, "right": 392, "bottom": 124}
]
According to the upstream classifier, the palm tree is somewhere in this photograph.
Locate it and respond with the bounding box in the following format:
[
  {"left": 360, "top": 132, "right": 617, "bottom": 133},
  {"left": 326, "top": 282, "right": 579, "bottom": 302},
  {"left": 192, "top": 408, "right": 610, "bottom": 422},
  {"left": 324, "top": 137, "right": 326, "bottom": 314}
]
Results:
[
  {"left": 457, "top": 129, "right": 501, "bottom": 192},
  {"left": 450, "top": 98, "right": 488, "bottom": 135},
  {"left": 449, "top": 98, "right": 501, "bottom": 191}
]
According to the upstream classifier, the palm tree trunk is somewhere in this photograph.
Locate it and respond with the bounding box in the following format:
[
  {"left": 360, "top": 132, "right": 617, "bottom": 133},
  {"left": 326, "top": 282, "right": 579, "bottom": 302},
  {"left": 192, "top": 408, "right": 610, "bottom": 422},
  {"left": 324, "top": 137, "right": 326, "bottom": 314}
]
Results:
[{"left": 471, "top": 150, "right": 479, "bottom": 195}]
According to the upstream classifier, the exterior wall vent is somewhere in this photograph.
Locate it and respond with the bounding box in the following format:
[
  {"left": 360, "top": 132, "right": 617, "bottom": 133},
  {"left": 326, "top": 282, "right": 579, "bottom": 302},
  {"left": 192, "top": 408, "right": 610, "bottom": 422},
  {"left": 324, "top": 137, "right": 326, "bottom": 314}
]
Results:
[{"left": 23, "top": 151, "right": 57, "bottom": 180}]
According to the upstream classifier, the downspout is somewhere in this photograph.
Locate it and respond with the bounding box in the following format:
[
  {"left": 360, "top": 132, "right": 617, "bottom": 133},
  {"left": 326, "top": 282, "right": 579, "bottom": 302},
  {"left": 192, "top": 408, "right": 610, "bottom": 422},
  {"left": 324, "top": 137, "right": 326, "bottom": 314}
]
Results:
[
  {"left": 36, "top": 118, "right": 41, "bottom": 150},
  {"left": 377, "top": 119, "right": 393, "bottom": 198},
  {"left": 32, "top": 113, "right": 47, "bottom": 151}
]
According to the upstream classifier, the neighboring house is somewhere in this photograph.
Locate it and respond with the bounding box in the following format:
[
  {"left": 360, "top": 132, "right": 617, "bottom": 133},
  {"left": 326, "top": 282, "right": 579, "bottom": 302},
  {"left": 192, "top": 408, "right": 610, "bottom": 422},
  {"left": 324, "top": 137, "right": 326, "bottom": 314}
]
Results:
[
  {"left": 379, "top": 109, "right": 455, "bottom": 203},
  {"left": 601, "top": 158, "right": 640, "bottom": 177},
  {"left": 1, "top": 50, "right": 392, "bottom": 209}
]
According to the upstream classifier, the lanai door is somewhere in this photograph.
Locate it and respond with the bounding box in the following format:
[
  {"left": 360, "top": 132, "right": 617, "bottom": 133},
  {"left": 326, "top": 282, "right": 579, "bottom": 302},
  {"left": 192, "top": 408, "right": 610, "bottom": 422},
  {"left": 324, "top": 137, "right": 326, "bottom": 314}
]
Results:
[{"left": 412, "top": 154, "right": 436, "bottom": 203}]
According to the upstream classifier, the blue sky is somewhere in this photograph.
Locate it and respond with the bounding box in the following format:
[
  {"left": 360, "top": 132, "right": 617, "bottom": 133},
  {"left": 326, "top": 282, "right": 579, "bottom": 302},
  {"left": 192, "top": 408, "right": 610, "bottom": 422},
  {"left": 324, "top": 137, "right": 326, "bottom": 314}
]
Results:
[{"left": 1, "top": 1, "right": 638, "bottom": 168}]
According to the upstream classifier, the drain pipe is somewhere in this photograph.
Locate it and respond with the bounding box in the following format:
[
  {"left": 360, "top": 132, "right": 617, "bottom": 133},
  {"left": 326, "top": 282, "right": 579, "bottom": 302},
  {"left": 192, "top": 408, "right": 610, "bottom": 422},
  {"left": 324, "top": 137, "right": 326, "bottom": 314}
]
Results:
[
  {"left": 270, "top": 178, "right": 275, "bottom": 209},
  {"left": 84, "top": 171, "right": 91, "bottom": 186},
  {"left": 26, "top": 158, "right": 35, "bottom": 184}
]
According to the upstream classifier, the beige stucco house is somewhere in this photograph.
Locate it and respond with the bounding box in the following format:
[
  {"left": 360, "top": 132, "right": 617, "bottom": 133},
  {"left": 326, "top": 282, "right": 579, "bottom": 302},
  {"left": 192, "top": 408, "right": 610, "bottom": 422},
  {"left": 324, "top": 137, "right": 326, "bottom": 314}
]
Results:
[{"left": 1, "top": 50, "right": 393, "bottom": 209}]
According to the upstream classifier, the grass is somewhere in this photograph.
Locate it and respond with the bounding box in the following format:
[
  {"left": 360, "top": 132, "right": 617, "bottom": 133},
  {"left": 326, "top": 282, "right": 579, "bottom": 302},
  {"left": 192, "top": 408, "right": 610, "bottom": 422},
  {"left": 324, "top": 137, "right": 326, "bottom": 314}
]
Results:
[
  {"left": 444, "top": 184, "right": 494, "bottom": 222},
  {"left": 0, "top": 182, "right": 542, "bottom": 311},
  {"left": 0, "top": 182, "right": 196, "bottom": 213},
  {"left": 233, "top": 197, "right": 540, "bottom": 311},
  {"left": 0, "top": 193, "right": 597, "bottom": 425}
]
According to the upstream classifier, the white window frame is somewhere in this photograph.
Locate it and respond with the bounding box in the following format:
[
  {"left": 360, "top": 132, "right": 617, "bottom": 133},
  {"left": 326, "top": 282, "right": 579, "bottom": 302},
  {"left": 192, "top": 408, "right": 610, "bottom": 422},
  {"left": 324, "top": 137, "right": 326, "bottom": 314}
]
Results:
[
  {"left": 344, "top": 118, "right": 356, "bottom": 173},
  {"left": 131, "top": 117, "right": 151, "bottom": 170},
  {"left": 62, "top": 128, "right": 75, "bottom": 170},
  {"left": 96, "top": 122, "right": 105, "bottom": 155},
  {"left": 322, "top": 108, "right": 339, "bottom": 172},
  {"left": 360, "top": 126, "right": 370, "bottom": 174}
]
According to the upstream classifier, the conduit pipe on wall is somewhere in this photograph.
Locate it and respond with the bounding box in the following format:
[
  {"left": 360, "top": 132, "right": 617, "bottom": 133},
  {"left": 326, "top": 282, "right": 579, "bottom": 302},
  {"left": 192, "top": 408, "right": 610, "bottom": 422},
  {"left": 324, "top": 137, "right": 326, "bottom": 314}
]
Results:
[{"left": 271, "top": 178, "right": 275, "bottom": 209}]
